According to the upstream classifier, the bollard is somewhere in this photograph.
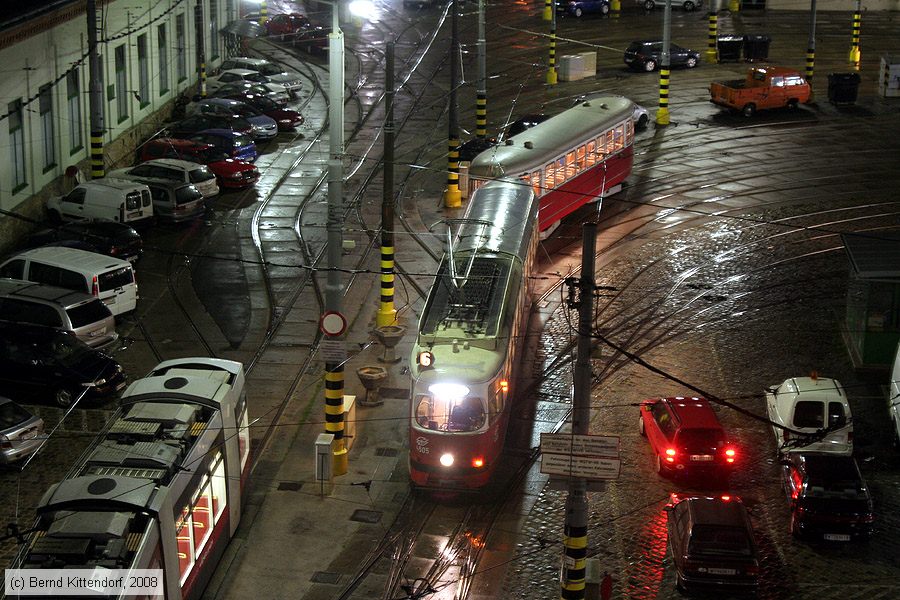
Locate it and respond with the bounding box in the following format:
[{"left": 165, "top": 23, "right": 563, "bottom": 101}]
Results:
[{"left": 315, "top": 433, "right": 335, "bottom": 496}]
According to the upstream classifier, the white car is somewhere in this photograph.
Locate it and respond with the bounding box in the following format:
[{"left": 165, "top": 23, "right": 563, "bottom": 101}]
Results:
[
  {"left": 887, "top": 343, "right": 900, "bottom": 446},
  {"left": 765, "top": 376, "right": 853, "bottom": 456},
  {"left": 218, "top": 57, "right": 303, "bottom": 98},
  {"left": 109, "top": 158, "right": 219, "bottom": 200},
  {"left": 206, "top": 68, "right": 291, "bottom": 100}
]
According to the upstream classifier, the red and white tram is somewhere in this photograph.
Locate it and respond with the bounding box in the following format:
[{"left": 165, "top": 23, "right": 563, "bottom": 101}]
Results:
[
  {"left": 409, "top": 179, "right": 539, "bottom": 489},
  {"left": 6, "top": 358, "right": 250, "bottom": 600},
  {"left": 467, "top": 96, "right": 635, "bottom": 234}
]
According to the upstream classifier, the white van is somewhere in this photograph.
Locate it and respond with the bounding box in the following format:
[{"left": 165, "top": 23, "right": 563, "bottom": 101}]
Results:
[
  {"left": 46, "top": 179, "right": 154, "bottom": 226},
  {"left": 888, "top": 345, "right": 900, "bottom": 446},
  {"left": 0, "top": 247, "right": 138, "bottom": 316},
  {"left": 765, "top": 376, "right": 853, "bottom": 456}
]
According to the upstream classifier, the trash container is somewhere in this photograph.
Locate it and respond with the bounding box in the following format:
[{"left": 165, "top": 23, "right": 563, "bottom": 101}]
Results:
[
  {"left": 743, "top": 34, "right": 771, "bottom": 62},
  {"left": 717, "top": 35, "right": 744, "bottom": 62},
  {"left": 828, "top": 72, "right": 861, "bottom": 104}
]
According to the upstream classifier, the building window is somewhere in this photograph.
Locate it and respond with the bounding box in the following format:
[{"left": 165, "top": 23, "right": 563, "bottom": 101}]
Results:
[
  {"left": 115, "top": 44, "right": 128, "bottom": 122},
  {"left": 158, "top": 24, "right": 169, "bottom": 95},
  {"left": 8, "top": 99, "right": 26, "bottom": 192},
  {"left": 209, "top": 2, "right": 219, "bottom": 59},
  {"left": 176, "top": 14, "right": 186, "bottom": 82},
  {"left": 39, "top": 84, "right": 56, "bottom": 171},
  {"left": 66, "top": 70, "right": 83, "bottom": 153},
  {"left": 137, "top": 34, "right": 149, "bottom": 107}
]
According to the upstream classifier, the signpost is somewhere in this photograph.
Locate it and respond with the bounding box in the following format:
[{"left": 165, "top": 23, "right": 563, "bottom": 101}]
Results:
[{"left": 539, "top": 433, "right": 621, "bottom": 480}]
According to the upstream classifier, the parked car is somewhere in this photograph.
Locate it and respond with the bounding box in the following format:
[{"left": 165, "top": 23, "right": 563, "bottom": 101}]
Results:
[
  {"left": 780, "top": 452, "right": 874, "bottom": 541},
  {"left": 665, "top": 494, "right": 760, "bottom": 594},
  {"left": 206, "top": 68, "right": 291, "bottom": 98},
  {"left": 507, "top": 114, "right": 551, "bottom": 138},
  {"left": 145, "top": 181, "right": 206, "bottom": 223},
  {"left": 167, "top": 114, "right": 254, "bottom": 140},
  {"left": 0, "top": 396, "right": 45, "bottom": 465},
  {"left": 765, "top": 376, "right": 853, "bottom": 456},
  {"left": 0, "top": 247, "right": 138, "bottom": 316},
  {"left": 189, "top": 129, "right": 259, "bottom": 164},
  {"left": 457, "top": 137, "right": 497, "bottom": 162},
  {"left": 640, "top": 0, "right": 701, "bottom": 10},
  {"left": 710, "top": 66, "right": 811, "bottom": 117},
  {"left": 108, "top": 158, "right": 219, "bottom": 199},
  {"left": 25, "top": 221, "right": 143, "bottom": 264},
  {"left": 263, "top": 12, "right": 311, "bottom": 38},
  {"left": 0, "top": 322, "right": 126, "bottom": 407},
  {"left": 46, "top": 179, "right": 154, "bottom": 227},
  {"left": 218, "top": 56, "right": 303, "bottom": 98},
  {"left": 186, "top": 98, "right": 278, "bottom": 141},
  {"left": 557, "top": 0, "right": 610, "bottom": 17},
  {"left": 0, "top": 279, "right": 118, "bottom": 349},
  {"left": 293, "top": 20, "right": 330, "bottom": 54},
  {"left": 888, "top": 342, "right": 900, "bottom": 446},
  {"left": 137, "top": 138, "right": 260, "bottom": 189},
  {"left": 211, "top": 81, "right": 291, "bottom": 106},
  {"left": 222, "top": 92, "right": 303, "bottom": 131},
  {"left": 639, "top": 396, "right": 737, "bottom": 480},
  {"left": 624, "top": 40, "right": 700, "bottom": 72}
]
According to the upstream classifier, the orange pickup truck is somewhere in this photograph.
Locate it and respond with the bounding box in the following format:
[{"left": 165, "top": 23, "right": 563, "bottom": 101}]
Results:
[{"left": 709, "top": 66, "right": 811, "bottom": 117}]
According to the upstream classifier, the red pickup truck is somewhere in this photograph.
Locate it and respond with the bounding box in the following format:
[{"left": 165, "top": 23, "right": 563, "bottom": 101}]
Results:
[{"left": 709, "top": 66, "right": 811, "bottom": 117}]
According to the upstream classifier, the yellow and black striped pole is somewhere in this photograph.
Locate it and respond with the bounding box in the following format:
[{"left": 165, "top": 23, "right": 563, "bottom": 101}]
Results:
[
  {"left": 445, "top": 137, "right": 462, "bottom": 208},
  {"left": 543, "top": 0, "right": 553, "bottom": 21},
  {"left": 444, "top": 0, "right": 462, "bottom": 208},
  {"left": 561, "top": 518, "right": 588, "bottom": 600},
  {"left": 849, "top": 2, "right": 861, "bottom": 70},
  {"left": 547, "top": 7, "right": 558, "bottom": 86},
  {"left": 378, "top": 42, "right": 397, "bottom": 327},
  {"left": 806, "top": 0, "right": 817, "bottom": 99},
  {"left": 476, "top": 0, "right": 487, "bottom": 140},
  {"left": 611, "top": 0, "right": 621, "bottom": 19},
  {"left": 728, "top": 0, "right": 739, "bottom": 12},
  {"left": 325, "top": 366, "right": 348, "bottom": 475},
  {"left": 87, "top": 0, "right": 104, "bottom": 179},
  {"left": 259, "top": 1, "right": 268, "bottom": 25},
  {"left": 656, "top": 67, "right": 670, "bottom": 125},
  {"left": 706, "top": 11, "right": 718, "bottom": 64},
  {"left": 196, "top": 0, "right": 207, "bottom": 98},
  {"left": 90, "top": 131, "right": 104, "bottom": 179}
]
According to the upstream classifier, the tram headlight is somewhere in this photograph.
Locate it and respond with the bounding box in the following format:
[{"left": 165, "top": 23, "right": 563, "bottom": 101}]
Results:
[{"left": 439, "top": 453, "right": 454, "bottom": 467}]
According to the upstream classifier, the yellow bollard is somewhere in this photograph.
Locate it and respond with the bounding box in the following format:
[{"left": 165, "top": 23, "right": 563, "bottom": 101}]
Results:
[
  {"left": 543, "top": 0, "right": 552, "bottom": 21},
  {"left": 656, "top": 68, "right": 670, "bottom": 126},
  {"left": 611, "top": 0, "right": 621, "bottom": 18},
  {"left": 728, "top": 0, "right": 739, "bottom": 12}
]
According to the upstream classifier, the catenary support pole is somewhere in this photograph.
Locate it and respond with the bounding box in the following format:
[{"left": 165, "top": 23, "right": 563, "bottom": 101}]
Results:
[
  {"left": 729, "top": 0, "right": 739, "bottom": 13},
  {"left": 806, "top": 0, "right": 817, "bottom": 96},
  {"left": 444, "top": 0, "right": 462, "bottom": 208},
  {"left": 543, "top": 0, "right": 552, "bottom": 21},
  {"left": 260, "top": 1, "right": 268, "bottom": 25},
  {"left": 656, "top": 0, "right": 672, "bottom": 125},
  {"left": 326, "top": 2, "right": 348, "bottom": 476},
  {"left": 195, "top": 0, "right": 207, "bottom": 98},
  {"left": 547, "top": 2, "right": 558, "bottom": 85},
  {"left": 849, "top": 0, "right": 861, "bottom": 70},
  {"left": 611, "top": 0, "right": 621, "bottom": 19},
  {"left": 706, "top": 5, "right": 718, "bottom": 64},
  {"left": 560, "top": 222, "right": 597, "bottom": 600},
  {"left": 377, "top": 41, "right": 397, "bottom": 328},
  {"left": 476, "top": 0, "right": 487, "bottom": 139},
  {"left": 87, "top": 0, "right": 104, "bottom": 179}
]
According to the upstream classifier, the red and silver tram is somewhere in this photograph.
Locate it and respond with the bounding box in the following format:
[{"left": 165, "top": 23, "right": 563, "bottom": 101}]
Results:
[
  {"left": 467, "top": 96, "right": 635, "bottom": 234},
  {"left": 409, "top": 179, "right": 539, "bottom": 489},
  {"left": 6, "top": 357, "right": 250, "bottom": 600}
]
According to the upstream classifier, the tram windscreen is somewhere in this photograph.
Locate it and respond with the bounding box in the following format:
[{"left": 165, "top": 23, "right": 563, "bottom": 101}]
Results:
[
  {"left": 415, "top": 394, "right": 486, "bottom": 432},
  {"left": 421, "top": 256, "right": 511, "bottom": 337}
]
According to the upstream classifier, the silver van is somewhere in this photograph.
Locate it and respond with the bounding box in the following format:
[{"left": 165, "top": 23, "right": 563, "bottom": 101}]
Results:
[
  {"left": 0, "top": 279, "right": 118, "bottom": 349},
  {"left": 0, "top": 247, "right": 138, "bottom": 316},
  {"left": 46, "top": 179, "right": 154, "bottom": 226},
  {"left": 145, "top": 180, "right": 207, "bottom": 222}
]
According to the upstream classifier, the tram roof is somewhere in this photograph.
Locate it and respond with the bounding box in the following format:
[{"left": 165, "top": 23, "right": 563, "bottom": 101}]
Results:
[
  {"left": 469, "top": 96, "right": 634, "bottom": 177},
  {"left": 455, "top": 179, "right": 538, "bottom": 258},
  {"left": 38, "top": 475, "right": 156, "bottom": 513}
]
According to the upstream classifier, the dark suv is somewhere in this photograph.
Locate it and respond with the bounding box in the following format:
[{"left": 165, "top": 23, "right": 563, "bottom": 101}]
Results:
[
  {"left": 666, "top": 495, "right": 760, "bottom": 594},
  {"left": 624, "top": 41, "right": 700, "bottom": 72},
  {"left": 781, "top": 452, "right": 874, "bottom": 541},
  {"left": 639, "top": 397, "right": 737, "bottom": 480}
]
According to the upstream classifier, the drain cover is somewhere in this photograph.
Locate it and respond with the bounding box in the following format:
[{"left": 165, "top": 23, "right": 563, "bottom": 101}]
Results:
[
  {"left": 277, "top": 481, "right": 303, "bottom": 491},
  {"left": 350, "top": 509, "right": 382, "bottom": 524},
  {"left": 311, "top": 571, "right": 341, "bottom": 584},
  {"left": 375, "top": 447, "right": 398, "bottom": 457}
]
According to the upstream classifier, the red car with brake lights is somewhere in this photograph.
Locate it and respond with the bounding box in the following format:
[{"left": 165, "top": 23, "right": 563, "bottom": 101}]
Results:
[
  {"left": 137, "top": 138, "right": 259, "bottom": 189},
  {"left": 639, "top": 396, "right": 737, "bottom": 480},
  {"left": 223, "top": 93, "right": 304, "bottom": 131}
]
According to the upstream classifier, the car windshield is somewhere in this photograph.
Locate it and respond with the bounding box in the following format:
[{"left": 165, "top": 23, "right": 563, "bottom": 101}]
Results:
[
  {"left": 688, "top": 525, "right": 752, "bottom": 556},
  {"left": 258, "top": 64, "right": 284, "bottom": 76},
  {"left": 236, "top": 105, "right": 262, "bottom": 118},
  {"left": 67, "top": 301, "right": 111, "bottom": 328},
  {"left": 676, "top": 428, "right": 723, "bottom": 448},
  {"left": 175, "top": 185, "right": 204, "bottom": 204},
  {"left": 188, "top": 166, "right": 216, "bottom": 183},
  {"left": 47, "top": 334, "right": 89, "bottom": 364},
  {"left": 0, "top": 401, "right": 31, "bottom": 428},
  {"left": 793, "top": 401, "right": 824, "bottom": 428},
  {"left": 250, "top": 96, "right": 278, "bottom": 111}
]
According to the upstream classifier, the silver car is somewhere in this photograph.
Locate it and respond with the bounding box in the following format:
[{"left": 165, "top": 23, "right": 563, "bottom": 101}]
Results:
[{"left": 0, "top": 396, "right": 45, "bottom": 465}]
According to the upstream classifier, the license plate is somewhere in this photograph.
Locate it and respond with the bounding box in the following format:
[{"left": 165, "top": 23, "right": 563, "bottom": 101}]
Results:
[
  {"left": 690, "top": 455, "right": 714, "bottom": 462},
  {"left": 707, "top": 567, "right": 736, "bottom": 575},
  {"left": 824, "top": 533, "right": 851, "bottom": 542},
  {"left": 127, "top": 255, "right": 138, "bottom": 263},
  {"left": 115, "top": 380, "right": 127, "bottom": 391}
]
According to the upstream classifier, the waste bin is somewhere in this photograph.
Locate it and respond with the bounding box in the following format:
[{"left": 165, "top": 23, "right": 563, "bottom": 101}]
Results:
[
  {"left": 828, "top": 72, "right": 861, "bottom": 104},
  {"left": 743, "top": 34, "right": 771, "bottom": 62},
  {"left": 717, "top": 35, "right": 744, "bottom": 62}
]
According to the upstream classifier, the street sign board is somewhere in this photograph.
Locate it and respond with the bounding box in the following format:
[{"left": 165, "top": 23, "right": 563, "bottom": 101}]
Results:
[
  {"left": 540, "top": 454, "right": 621, "bottom": 480},
  {"left": 319, "top": 339, "right": 347, "bottom": 363},
  {"left": 539, "top": 433, "right": 620, "bottom": 458},
  {"left": 320, "top": 311, "right": 347, "bottom": 337}
]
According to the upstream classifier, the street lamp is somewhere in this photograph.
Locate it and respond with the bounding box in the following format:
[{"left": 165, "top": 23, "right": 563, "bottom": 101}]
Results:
[{"left": 323, "top": 0, "right": 374, "bottom": 478}]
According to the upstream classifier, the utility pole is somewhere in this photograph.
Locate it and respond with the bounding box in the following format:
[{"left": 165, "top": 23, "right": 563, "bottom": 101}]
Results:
[
  {"left": 443, "top": 0, "right": 461, "bottom": 208},
  {"left": 656, "top": 0, "right": 672, "bottom": 125},
  {"left": 377, "top": 41, "right": 397, "bottom": 328},
  {"left": 86, "top": 0, "right": 104, "bottom": 179},
  {"left": 475, "top": 0, "right": 487, "bottom": 140},
  {"left": 195, "top": 0, "right": 207, "bottom": 98},
  {"left": 560, "top": 222, "right": 597, "bottom": 600},
  {"left": 806, "top": 0, "right": 817, "bottom": 97},
  {"left": 547, "top": 0, "right": 558, "bottom": 86},
  {"left": 849, "top": 0, "right": 861, "bottom": 70}
]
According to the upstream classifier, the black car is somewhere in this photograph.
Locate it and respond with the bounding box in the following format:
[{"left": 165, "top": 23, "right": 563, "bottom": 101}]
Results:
[
  {"left": 781, "top": 452, "right": 874, "bottom": 541},
  {"left": 665, "top": 495, "right": 760, "bottom": 594},
  {"left": 0, "top": 322, "right": 126, "bottom": 407},
  {"left": 25, "top": 221, "right": 143, "bottom": 264},
  {"left": 457, "top": 137, "right": 498, "bottom": 162},
  {"left": 507, "top": 114, "right": 551, "bottom": 138},
  {"left": 624, "top": 41, "right": 700, "bottom": 72},
  {"left": 166, "top": 114, "right": 254, "bottom": 139}
]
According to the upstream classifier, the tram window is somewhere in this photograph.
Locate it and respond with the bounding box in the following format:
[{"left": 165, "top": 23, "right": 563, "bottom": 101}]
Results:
[
  {"left": 565, "top": 151, "right": 577, "bottom": 180},
  {"left": 237, "top": 401, "right": 250, "bottom": 473},
  {"left": 448, "top": 397, "right": 486, "bottom": 432},
  {"left": 585, "top": 140, "right": 597, "bottom": 166},
  {"left": 576, "top": 145, "right": 586, "bottom": 170},
  {"left": 613, "top": 126, "right": 624, "bottom": 151},
  {"left": 606, "top": 130, "right": 615, "bottom": 153},
  {"left": 211, "top": 453, "right": 227, "bottom": 522},
  {"left": 415, "top": 395, "right": 434, "bottom": 428},
  {"left": 192, "top": 479, "right": 213, "bottom": 554},
  {"left": 176, "top": 508, "right": 194, "bottom": 584},
  {"left": 530, "top": 170, "right": 542, "bottom": 197},
  {"left": 625, "top": 120, "right": 634, "bottom": 144}
]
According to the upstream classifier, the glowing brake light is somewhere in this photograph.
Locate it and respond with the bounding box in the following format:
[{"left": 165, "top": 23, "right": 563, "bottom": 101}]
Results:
[
  {"left": 472, "top": 457, "right": 484, "bottom": 468},
  {"left": 725, "top": 448, "right": 736, "bottom": 463},
  {"left": 665, "top": 448, "right": 676, "bottom": 463},
  {"left": 499, "top": 380, "right": 509, "bottom": 393},
  {"left": 721, "top": 495, "right": 731, "bottom": 502},
  {"left": 91, "top": 275, "right": 100, "bottom": 297}
]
